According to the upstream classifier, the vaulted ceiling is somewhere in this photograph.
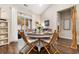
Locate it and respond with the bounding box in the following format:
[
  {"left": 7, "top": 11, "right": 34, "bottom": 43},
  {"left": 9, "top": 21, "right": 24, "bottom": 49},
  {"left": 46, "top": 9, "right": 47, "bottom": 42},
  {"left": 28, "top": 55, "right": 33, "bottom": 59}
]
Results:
[{"left": 12, "top": 4, "right": 52, "bottom": 15}]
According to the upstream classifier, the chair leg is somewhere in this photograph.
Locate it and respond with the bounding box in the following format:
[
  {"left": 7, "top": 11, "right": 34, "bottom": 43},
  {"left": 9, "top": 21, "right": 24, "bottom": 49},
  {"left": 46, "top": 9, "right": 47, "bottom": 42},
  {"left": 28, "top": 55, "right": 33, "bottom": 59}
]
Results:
[
  {"left": 27, "top": 45, "right": 35, "bottom": 54},
  {"left": 32, "top": 46, "right": 38, "bottom": 52},
  {"left": 54, "top": 49, "right": 60, "bottom": 54},
  {"left": 19, "top": 45, "right": 27, "bottom": 54},
  {"left": 51, "top": 45, "right": 61, "bottom": 54},
  {"left": 44, "top": 46, "right": 50, "bottom": 54}
]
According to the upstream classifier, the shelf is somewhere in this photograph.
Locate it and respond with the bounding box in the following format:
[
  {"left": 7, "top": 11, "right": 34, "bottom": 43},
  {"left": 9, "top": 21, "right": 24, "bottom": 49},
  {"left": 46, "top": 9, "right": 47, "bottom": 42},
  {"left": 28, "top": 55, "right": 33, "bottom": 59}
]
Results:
[
  {"left": 0, "top": 21, "right": 8, "bottom": 23},
  {"left": 0, "top": 27, "right": 8, "bottom": 29},
  {"left": 0, "top": 38, "right": 8, "bottom": 41},
  {"left": 0, "top": 20, "right": 8, "bottom": 46},
  {"left": 0, "top": 43, "right": 8, "bottom": 46},
  {"left": 0, "top": 32, "right": 8, "bottom": 35}
]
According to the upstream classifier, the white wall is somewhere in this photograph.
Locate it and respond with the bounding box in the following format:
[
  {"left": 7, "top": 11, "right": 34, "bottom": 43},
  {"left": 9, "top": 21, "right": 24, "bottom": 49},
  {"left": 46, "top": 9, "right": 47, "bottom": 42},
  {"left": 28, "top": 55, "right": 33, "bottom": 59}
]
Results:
[
  {"left": 13, "top": 5, "right": 41, "bottom": 29},
  {"left": 32, "top": 14, "right": 41, "bottom": 29},
  {"left": 0, "top": 5, "right": 11, "bottom": 20},
  {"left": 10, "top": 6, "right": 41, "bottom": 42},
  {"left": 41, "top": 4, "right": 74, "bottom": 39},
  {"left": 0, "top": 5, "right": 41, "bottom": 43},
  {"left": 9, "top": 7, "right": 18, "bottom": 42}
]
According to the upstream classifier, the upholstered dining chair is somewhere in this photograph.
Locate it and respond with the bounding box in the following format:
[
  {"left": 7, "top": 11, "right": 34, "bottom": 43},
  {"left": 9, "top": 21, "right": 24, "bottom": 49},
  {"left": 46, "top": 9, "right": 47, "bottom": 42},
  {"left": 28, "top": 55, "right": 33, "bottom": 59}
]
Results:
[
  {"left": 19, "top": 31, "right": 37, "bottom": 54},
  {"left": 41, "top": 30, "right": 61, "bottom": 54}
]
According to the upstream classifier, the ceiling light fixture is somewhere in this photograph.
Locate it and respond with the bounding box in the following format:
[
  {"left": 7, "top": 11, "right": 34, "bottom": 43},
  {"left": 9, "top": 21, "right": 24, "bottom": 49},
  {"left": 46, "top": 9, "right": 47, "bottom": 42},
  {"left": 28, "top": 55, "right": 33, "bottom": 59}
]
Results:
[{"left": 24, "top": 4, "right": 28, "bottom": 7}]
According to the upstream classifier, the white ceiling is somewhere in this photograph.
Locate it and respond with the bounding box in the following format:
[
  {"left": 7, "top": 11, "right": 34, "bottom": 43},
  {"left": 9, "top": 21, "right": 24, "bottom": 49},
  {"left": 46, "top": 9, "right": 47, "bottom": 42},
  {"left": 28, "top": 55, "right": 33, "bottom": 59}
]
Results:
[{"left": 13, "top": 4, "right": 51, "bottom": 15}]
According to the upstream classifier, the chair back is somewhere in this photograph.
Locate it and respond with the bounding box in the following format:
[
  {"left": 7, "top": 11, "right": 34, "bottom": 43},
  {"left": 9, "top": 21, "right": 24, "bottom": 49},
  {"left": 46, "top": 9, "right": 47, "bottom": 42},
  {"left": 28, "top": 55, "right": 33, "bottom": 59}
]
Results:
[
  {"left": 49, "top": 30, "right": 58, "bottom": 45},
  {"left": 19, "top": 31, "right": 30, "bottom": 45}
]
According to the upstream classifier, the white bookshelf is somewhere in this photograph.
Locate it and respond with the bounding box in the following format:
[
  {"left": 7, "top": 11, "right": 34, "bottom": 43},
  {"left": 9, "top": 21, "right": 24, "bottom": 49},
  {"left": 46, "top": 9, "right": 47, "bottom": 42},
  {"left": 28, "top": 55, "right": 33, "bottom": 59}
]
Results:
[{"left": 0, "top": 20, "right": 8, "bottom": 46}]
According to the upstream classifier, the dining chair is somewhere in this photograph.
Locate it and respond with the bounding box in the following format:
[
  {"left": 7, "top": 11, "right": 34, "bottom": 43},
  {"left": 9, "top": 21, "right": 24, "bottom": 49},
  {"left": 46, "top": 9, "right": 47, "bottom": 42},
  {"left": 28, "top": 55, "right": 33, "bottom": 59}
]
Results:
[
  {"left": 41, "top": 30, "right": 61, "bottom": 54},
  {"left": 19, "top": 31, "right": 37, "bottom": 54}
]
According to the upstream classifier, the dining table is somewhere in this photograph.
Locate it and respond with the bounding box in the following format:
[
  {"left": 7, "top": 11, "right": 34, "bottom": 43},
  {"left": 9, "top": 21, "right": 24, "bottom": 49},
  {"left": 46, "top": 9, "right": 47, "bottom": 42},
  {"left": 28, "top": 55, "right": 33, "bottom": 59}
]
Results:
[{"left": 25, "top": 32, "right": 52, "bottom": 52}]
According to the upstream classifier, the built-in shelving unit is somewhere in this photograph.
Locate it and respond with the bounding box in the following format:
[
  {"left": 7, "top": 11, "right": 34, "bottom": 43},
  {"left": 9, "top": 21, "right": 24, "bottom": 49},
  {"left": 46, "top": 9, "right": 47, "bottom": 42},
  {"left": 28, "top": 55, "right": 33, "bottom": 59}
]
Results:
[{"left": 0, "top": 20, "right": 8, "bottom": 46}]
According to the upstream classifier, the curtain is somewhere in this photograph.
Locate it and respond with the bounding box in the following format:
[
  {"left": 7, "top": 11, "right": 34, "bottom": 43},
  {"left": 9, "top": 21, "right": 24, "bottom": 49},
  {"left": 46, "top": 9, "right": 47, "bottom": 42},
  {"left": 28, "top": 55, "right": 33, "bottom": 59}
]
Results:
[{"left": 71, "top": 6, "right": 77, "bottom": 49}]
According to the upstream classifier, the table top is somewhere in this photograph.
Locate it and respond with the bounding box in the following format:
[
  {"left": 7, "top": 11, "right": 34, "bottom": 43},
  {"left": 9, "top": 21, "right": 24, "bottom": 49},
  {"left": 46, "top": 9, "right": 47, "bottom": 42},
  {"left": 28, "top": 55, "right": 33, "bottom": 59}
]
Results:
[
  {"left": 23, "top": 32, "right": 52, "bottom": 45},
  {"left": 25, "top": 33, "right": 52, "bottom": 39}
]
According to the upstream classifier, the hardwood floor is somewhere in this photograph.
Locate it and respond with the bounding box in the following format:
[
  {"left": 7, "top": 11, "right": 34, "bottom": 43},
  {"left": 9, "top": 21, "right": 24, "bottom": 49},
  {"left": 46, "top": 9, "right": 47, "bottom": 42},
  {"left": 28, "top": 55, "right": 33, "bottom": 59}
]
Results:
[
  {"left": 0, "top": 39, "right": 79, "bottom": 54},
  {"left": 0, "top": 42, "right": 18, "bottom": 54},
  {"left": 57, "top": 38, "right": 78, "bottom": 54}
]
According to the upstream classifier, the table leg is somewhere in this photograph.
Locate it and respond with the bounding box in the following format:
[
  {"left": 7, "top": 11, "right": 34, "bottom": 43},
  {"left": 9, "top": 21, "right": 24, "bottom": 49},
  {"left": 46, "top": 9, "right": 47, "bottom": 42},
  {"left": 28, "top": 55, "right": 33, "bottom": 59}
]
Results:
[{"left": 38, "top": 38, "right": 41, "bottom": 52}]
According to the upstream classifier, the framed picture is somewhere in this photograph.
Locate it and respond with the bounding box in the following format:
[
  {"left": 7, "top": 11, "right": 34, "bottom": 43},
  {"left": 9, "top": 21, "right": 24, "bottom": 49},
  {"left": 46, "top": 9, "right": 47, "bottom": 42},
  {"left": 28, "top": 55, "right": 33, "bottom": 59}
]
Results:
[
  {"left": 63, "top": 19, "right": 71, "bottom": 30},
  {"left": 44, "top": 20, "right": 49, "bottom": 26}
]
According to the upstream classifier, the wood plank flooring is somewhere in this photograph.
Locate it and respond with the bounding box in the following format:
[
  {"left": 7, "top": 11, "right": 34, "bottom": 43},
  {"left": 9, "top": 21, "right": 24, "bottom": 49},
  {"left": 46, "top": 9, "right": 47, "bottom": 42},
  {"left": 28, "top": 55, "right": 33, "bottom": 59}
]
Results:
[
  {"left": 0, "top": 42, "right": 18, "bottom": 54},
  {"left": 0, "top": 39, "right": 79, "bottom": 54}
]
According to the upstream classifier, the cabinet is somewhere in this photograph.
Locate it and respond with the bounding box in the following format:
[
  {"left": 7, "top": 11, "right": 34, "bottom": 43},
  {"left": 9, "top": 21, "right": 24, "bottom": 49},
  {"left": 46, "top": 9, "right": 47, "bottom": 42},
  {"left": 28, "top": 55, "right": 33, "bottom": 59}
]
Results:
[{"left": 0, "top": 20, "right": 8, "bottom": 46}]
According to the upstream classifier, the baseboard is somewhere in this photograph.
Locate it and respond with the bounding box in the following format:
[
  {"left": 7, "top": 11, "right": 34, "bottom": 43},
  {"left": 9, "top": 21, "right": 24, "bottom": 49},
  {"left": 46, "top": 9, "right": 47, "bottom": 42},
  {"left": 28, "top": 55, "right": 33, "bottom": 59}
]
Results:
[
  {"left": 9, "top": 41, "right": 18, "bottom": 44},
  {"left": 59, "top": 37, "right": 72, "bottom": 40}
]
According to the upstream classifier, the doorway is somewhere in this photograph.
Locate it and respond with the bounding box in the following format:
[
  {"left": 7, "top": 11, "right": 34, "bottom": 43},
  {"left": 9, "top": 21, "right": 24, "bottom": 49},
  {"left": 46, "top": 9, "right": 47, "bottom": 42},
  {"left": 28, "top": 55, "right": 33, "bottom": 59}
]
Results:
[{"left": 57, "top": 6, "right": 77, "bottom": 49}]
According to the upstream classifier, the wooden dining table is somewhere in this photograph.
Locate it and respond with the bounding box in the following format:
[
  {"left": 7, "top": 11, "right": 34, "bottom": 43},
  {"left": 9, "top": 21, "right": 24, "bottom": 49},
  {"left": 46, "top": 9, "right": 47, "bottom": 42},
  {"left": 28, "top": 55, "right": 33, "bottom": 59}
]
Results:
[{"left": 25, "top": 33, "right": 52, "bottom": 52}]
